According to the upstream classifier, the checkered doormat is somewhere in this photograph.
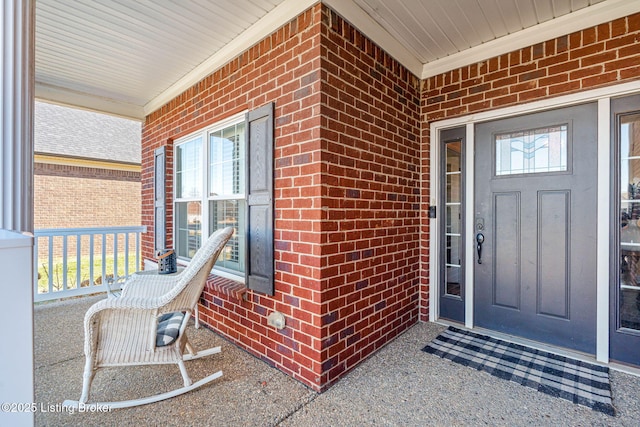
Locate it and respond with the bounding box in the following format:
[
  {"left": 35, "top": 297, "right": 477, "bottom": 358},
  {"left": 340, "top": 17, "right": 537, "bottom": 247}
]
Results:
[{"left": 423, "top": 327, "right": 615, "bottom": 415}]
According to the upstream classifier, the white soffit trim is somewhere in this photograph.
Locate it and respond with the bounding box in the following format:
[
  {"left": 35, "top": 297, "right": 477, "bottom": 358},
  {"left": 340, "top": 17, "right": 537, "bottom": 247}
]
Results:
[
  {"left": 421, "top": 0, "right": 640, "bottom": 79},
  {"left": 323, "top": 0, "right": 423, "bottom": 77},
  {"left": 144, "top": 0, "right": 318, "bottom": 117},
  {"left": 35, "top": 83, "right": 144, "bottom": 121}
]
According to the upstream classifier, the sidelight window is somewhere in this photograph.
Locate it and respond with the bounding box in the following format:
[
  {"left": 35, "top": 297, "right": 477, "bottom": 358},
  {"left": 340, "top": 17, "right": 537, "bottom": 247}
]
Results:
[
  {"left": 445, "top": 141, "right": 462, "bottom": 297},
  {"left": 619, "top": 113, "right": 640, "bottom": 331}
]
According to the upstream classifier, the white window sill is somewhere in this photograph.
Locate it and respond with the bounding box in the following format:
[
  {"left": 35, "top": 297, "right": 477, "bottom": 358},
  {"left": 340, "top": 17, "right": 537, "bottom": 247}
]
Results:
[{"left": 145, "top": 258, "right": 245, "bottom": 284}]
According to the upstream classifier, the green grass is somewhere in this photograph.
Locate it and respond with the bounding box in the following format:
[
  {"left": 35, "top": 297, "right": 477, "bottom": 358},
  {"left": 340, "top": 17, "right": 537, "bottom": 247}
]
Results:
[{"left": 37, "top": 254, "right": 140, "bottom": 293}]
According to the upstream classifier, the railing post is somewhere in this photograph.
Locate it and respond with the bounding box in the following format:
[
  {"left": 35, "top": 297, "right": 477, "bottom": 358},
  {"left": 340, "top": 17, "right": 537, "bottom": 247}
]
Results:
[
  {"left": 76, "top": 233, "right": 81, "bottom": 289},
  {"left": 101, "top": 233, "right": 107, "bottom": 287},
  {"left": 113, "top": 232, "right": 118, "bottom": 285},
  {"left": 89, "top": 234, "right": 94, "bottom": 289},
  {"left": 62, "top": 235, "right": 68, "bottom": 291},
  {"left": 124, "top": 232, "right": 130, "bottom": 277},
  {"left": 136, "top": 231, "right": 141, "bottom": 273},
  {"left": 47, "top": 236, "right": 53, "bottom": 294}
]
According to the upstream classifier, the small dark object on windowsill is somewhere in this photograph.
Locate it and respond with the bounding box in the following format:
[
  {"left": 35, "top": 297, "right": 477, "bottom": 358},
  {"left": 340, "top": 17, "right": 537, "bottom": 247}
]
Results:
[{"left": 157, "top": 249, "right": 177, "bottom": 274}]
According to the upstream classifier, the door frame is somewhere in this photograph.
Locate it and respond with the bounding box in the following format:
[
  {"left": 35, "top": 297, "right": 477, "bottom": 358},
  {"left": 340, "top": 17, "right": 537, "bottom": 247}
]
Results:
[
  {"left": 609, "top": 94, "right": 640, "bottom": 365},
  {"left": 429, "top": 79, "right": 640, "bottom": 364}
]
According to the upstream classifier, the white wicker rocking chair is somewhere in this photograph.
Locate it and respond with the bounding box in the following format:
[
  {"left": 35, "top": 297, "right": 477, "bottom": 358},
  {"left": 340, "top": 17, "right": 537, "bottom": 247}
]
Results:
[{"left": 63, "top": 227, "right": 234, "bottom": 410}]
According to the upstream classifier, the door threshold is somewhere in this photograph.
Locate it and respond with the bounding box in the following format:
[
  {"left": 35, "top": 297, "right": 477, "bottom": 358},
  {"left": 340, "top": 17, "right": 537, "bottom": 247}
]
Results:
[
  {"left": 432, "top": 319, "right": 640, "bottom": 378},
  {"left": 608, "top": 361, "right": 640, "bottom": 378}
]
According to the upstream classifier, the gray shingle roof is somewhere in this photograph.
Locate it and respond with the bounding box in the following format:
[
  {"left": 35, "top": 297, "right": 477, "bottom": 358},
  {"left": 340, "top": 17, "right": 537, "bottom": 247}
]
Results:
[{"left": 34, "top": 101, "right": 141, "bottom": 164}]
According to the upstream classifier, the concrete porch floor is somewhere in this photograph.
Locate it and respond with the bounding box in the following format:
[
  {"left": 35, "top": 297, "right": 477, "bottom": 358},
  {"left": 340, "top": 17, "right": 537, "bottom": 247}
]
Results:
[{"left": 35, "top": 295, "right": 640, "bottom": 426}]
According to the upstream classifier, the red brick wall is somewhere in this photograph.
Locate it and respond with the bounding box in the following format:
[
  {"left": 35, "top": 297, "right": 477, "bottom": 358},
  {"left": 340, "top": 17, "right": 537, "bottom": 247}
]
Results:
[
  {"left": 142, "top": 3, "right": 423, "bottom": 391},
  {"left": 143, "top": 5, "right": 326, "bottom": 389},
  {"left": 319, "top": 8, "right": 421, "bottom": 386},
  {"left": 420, "top": 13, "right": 640, "bottom": 321}
]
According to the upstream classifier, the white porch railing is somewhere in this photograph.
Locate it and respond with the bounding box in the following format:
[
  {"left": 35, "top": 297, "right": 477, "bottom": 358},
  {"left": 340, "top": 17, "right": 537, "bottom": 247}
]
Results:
[{"left": 34, "top": 226, "right": 147, "bottom": 302}]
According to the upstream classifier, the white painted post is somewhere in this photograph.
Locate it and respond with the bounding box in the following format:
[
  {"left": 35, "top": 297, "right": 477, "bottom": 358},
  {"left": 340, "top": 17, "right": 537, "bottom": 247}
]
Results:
[
  {"left": 1, "top": 0, "right": 34, "bottom": 232},
  {"left": 0, "top": 231, "right": 34, "bottom": 426},
  {"left": 0, "top": 1, "right": 35, "bottom": 426}
]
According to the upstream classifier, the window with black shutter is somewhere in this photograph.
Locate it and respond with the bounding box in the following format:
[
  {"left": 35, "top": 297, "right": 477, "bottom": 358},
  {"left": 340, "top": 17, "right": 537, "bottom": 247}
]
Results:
[{"left": 164, "top": 103, "right": 274, "bottom": 295}]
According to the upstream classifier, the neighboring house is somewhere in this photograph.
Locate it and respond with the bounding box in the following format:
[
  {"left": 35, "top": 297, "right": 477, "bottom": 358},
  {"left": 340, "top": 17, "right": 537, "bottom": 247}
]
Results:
[
  {"left": 140, "top": 5, "right": 640, "bottom": 393},
  {"left": 34, "top": 101, "right": 142, "bottom": 259}
]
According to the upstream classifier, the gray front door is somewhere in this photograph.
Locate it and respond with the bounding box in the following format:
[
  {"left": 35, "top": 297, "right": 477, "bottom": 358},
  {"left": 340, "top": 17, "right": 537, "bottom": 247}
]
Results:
[{"left": 474, "top": 103, "right": 598, "bottom": 354}]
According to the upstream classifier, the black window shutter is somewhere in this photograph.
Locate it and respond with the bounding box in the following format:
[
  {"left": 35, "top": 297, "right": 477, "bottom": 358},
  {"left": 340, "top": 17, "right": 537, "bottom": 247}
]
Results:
[
  {"left": 154, "top": 146, "right": 166, "bottom": 254},
  {"left": 246, "top": 103, "right": 274, "bottom": 295}
]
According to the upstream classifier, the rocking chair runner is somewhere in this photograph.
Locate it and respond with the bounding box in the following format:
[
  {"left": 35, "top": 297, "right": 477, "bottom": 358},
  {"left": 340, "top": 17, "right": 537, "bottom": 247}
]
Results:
[{"left": 63, "top": 227, "right": 234, "bottom": 410}]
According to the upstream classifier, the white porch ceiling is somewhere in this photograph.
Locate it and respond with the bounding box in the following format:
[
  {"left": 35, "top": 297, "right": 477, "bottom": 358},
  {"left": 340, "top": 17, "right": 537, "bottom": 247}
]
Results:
[
  {"left": 354, "top": 0, "right": 605, "bottom": 64},
  {"left": 34, "top": 0, "right": 640, "bottom": 120}
]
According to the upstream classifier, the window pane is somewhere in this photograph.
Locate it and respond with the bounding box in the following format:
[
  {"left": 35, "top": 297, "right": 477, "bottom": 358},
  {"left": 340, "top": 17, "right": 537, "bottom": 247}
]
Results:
[
  {"left": 446, "top": 174, "right": 461, "bottom": 204},
  {"left": 209, "top": 200, "right": 245, "bottom": 273},
  {"left": 209, "top": 122, "right": 245, "bottom": 196},
  {"left": 446, "top": 205, "right": 461, "bottom": 234},
  {"left": 176, "top": 137, "right": 202, "bottom": 198},
  {"left": 446, "top": 266, "right": 462, "bottom": 296},
  {"left": 496, "top": 125, "right": 567, "bottom": 175},
  {"left": 619, "top": 114, "right": 640, "bottom": 330},
  {"left": 445, "top": 141, "right": 462, "bottom": 297},
  {"left": 446, "top": 144, "right": 461, "bottom": 172},
  {"left": 176, "top": 201, "right": 201, "bottom": 259},
  {"left": 445, "top": 235, "right": 462, "bottom": 297}
]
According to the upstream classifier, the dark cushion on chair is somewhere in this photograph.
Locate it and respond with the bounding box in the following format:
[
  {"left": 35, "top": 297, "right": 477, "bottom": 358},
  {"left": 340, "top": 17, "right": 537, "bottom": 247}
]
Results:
[{"left": 156, "top": 312, "right": 185, "bottom": 347}]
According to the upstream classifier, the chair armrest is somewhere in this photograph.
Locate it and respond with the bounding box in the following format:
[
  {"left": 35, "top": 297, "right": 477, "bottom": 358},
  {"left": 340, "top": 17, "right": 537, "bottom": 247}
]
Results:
[
  {"left": 84, "top": 296, "right": 165, "bottom": 334},
  {"left": 83, "top": 296, "right": 168, "bottom": 359},
  {"left": 120, "top": 272, "right": 179, "bottom": 299}
]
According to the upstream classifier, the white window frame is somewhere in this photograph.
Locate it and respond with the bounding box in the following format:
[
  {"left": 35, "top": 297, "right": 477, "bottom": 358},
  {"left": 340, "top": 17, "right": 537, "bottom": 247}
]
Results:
[
  {"left": 173, "top": 111, "right": 247, "bottom": 283},
  {"left": 174, "top": 135, "right": 204, "bottom": 261}
]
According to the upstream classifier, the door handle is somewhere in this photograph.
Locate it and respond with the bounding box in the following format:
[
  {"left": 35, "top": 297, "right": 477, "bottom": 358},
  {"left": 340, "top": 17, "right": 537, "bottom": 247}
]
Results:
[{"left": 476, "top": 233, "right": 485, "bottom": 264}]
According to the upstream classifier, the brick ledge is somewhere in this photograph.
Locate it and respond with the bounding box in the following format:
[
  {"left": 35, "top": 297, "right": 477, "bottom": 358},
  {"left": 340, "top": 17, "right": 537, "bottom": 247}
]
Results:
[{"left": 205, "top": 275, "right": 247, "bottom": 301}]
